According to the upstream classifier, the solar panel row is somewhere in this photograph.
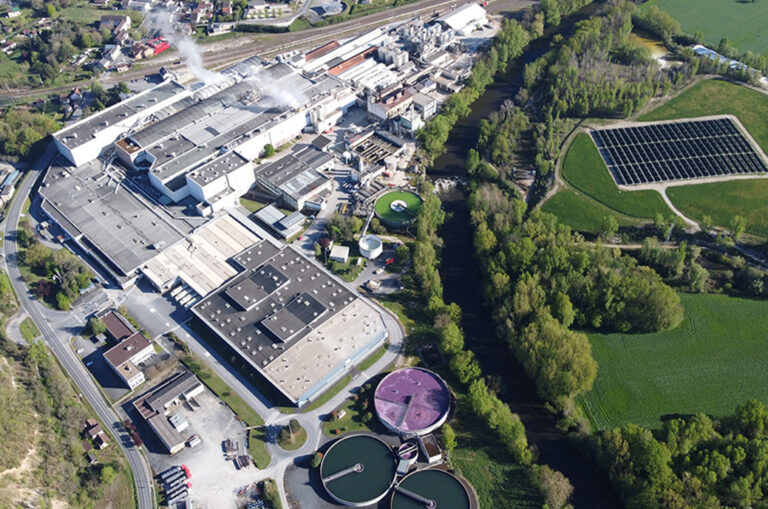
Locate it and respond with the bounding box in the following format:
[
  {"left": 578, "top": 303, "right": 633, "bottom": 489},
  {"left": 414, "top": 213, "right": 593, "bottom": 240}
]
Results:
[{"left": 591, "top": 118, "right": 768, "bottom": 185}]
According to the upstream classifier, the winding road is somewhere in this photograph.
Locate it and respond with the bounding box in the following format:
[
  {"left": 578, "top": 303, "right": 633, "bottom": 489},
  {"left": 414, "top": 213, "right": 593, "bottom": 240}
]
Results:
[{"left": 2, "top": 146, "right": 157, "bottom": 509}]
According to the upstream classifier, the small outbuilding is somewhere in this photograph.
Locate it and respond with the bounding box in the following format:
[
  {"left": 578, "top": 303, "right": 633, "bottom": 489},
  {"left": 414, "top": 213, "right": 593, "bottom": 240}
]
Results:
[{"left": 329, "top": 245, "right": 350, "bottom": 263}]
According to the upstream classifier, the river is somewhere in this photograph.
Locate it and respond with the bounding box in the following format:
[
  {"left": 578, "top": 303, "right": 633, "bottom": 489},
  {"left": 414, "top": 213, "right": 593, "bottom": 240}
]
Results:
[{"left": 428, "top": 3, "right": 622, "bottom": 508}]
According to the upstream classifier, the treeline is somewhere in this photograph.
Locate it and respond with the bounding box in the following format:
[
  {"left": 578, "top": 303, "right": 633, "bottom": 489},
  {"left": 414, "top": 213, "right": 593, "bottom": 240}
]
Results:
[
  {"left": 597, "top": 400, "right": 768, "bottom": 508},
  {"left": 418, "top": 18, "right": 532, "bottom": 162},
  {"left": 469, "top": 184, "right": 682, "bottom": 407},
  {"left": 18, "top": 219, "right": 93, "bottom": 310},
  {"left": 0, "top": 109, "right": 59, "bottom": 160},
  {"left": 407, "top": 179, "right": 576, "bottom": 506},
  {"left": 413, "top": 181, "right": 530, "bottom": 464},
  {"left": 0, "top": 336, "right": 127, "bottom": 507}
]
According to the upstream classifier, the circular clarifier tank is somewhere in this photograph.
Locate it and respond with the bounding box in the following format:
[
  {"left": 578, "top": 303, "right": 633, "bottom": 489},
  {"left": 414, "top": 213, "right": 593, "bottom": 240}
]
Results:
[
  {"left": 391, "top": 469, "right": 473, "bottom": 509},
  {"left": 374, "top": 368, "right": 451, "bottom": 436},
  {"left": 320, "top": 434, "right": 397, "bottom": 507}
]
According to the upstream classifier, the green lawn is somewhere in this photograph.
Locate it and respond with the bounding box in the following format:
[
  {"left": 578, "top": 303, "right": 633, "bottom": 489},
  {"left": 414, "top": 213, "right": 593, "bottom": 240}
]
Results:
[
  {"left": 667, "top": 179, "right": 768, "bottom": 237},
  {"left": 642, "top": 0, "right": 768, "bottom": 56},
  {"left": 540, "top": 188, "right": 641, "bottom": 232},
  {"left": 560, "top": 132, "right": 670, "bottom": 219},
  {"left": 356, "top": 344, "right": 387, "bottom": 371},
  {"left": 578, "top": 293, "right": 768, "bottom": 431},
  {"left": 277, "top": 424, "right": 307, "bottom": 451},
  {"left": 375, "top": 190, "right": 423, "bottom": 225},
  {"left": 19, "top": 317, "right": 40, "bottom": 343},
  {"left": 57, "top": 6, "right": 109, "bottom": 23}
]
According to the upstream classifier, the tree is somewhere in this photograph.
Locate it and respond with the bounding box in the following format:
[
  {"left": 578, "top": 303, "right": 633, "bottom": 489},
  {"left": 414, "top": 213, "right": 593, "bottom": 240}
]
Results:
[
  {"left": 600, "top": 215, "right": 619, "bottom": 240},
  {"left": 466, "top": 148, "right": 480, "bottom": 175},
  {"left": 56, "top": 292, "right": 71, "bottom": 311},
  {"left": 87, "top": 317, "right": 107, "bottom": 336},
  {"left": 100, "top": 465, "right": 116, "bottom": 485},
  {"left": 442, "top": 423, "right": 457, "bottom": 453},
  {"left": 541, "top": 0, "right": 561, "bottom": 27},
  {"left": 311, "top": 452, "right": 323, "bottom": 468},
  {"left": 46, "top": 3, "right": 56, "bottom": 17},
  {"left": 263, "top": 143, "right": 275, "bottom": 157},
  {"left": 730, "top": 215, "right": 747, "bottom": 240},
  {"left": 534, "top": 465, "right": 573, "bottom": 509},
  {"left": 700, "top": 215, "right": 713, "bottom": 232}
]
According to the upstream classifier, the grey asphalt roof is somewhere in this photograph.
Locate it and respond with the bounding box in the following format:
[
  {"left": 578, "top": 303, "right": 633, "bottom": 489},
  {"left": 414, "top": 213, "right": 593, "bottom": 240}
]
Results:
[
  {"left": 40, "top": 158, "right": 184, "bottom": 276},
  {"left": 253, "top": 145, "right": 331, "bottom": 199},
  {"left": 193, "top": 245, "right": 357, "bottom": 367},
  {"left": 187, "top": 151, "right": 250, "bottom": 187}
]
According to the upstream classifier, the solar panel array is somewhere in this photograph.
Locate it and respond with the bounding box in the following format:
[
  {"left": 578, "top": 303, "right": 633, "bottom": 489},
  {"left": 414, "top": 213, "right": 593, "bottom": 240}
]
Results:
[{"left": 591, "top": 118, "right": 768, "bottom": 185}]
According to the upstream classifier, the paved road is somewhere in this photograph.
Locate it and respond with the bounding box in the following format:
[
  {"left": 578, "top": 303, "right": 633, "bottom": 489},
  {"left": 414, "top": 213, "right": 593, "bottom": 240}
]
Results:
[{"left": 2, "top": 147, "right": 156, "bottom": 509}]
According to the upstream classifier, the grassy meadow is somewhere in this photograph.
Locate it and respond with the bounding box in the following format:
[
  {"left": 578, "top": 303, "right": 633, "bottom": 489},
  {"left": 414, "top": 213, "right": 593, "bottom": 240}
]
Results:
[
  {"left": 540, "top": 188, "right": 641, "bottom": 232},
  {"left": 642, "top": 0, "right": 768, "bottom": 56},
  {"left": 560, "top": 132, "right": 670, "bottom": 219},
  {"left": 578, "top": 293, "right": 768, "bottom": 431}
]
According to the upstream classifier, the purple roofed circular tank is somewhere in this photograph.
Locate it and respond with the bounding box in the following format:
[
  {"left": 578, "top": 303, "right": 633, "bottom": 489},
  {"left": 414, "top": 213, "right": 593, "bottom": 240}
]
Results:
[{"left": 374, "top": 368, "right": 451, "bottom": 436}]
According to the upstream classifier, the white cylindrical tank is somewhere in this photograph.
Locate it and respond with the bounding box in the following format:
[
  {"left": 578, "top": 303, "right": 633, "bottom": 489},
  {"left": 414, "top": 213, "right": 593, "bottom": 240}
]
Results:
[{"left": 359, "top": 234, "right": 383, "bottom": 259}]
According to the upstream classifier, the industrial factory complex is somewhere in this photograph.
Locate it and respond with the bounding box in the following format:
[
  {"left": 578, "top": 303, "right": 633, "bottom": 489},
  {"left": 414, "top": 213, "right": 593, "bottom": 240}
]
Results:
[{"left": 37, "top": 3, "right": 494, "bottom": 407}]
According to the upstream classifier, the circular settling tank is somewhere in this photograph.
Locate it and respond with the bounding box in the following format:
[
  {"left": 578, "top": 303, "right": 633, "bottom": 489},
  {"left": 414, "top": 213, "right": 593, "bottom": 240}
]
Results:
[
  {"left": 374, "top": 190, "right": 423, "bottom": 226},
  {"left": 374, "top": 368, "right": 451, "bottom": 436},
  {"left": 359, "top": 234, "right": 383, "bottom": 259},
  {"left": 320, "top": 434, "right": 397, "bottom": 507},
  {"left": 391, "top": 469, "right": 472, "bottom": 509}
]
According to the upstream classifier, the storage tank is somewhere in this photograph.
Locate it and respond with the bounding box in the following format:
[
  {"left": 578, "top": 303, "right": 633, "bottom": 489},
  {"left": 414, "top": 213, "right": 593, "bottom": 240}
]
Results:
[{"left": 359, "top": 234, "right": 383, "bottom": 259}]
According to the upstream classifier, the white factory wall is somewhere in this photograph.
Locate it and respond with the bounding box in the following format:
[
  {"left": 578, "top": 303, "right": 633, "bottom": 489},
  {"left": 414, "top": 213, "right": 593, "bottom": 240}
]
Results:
[
  {"left": 226, "top": 160, "right": 255, "bottom": 193},
  {"left": 187, "top": 173, "right": 229, "bottom": 202},
  {"left": 54, "top": 82, "right": 190, "bottom": 166}
]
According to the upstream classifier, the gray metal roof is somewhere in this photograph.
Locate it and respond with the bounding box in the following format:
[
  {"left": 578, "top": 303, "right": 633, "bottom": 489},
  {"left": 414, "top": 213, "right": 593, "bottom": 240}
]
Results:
[
  {"left": 55, "top": 81, "right": 186, "bottom": 149},
  {"left": 40, "top": 157, "right": 185, "bottom": 276},
  {"left": 253, "top": 145, "right": 332, "bottom": 200},
  {"left": 187, "top": 151, "right": 250, "bottom": 187}
]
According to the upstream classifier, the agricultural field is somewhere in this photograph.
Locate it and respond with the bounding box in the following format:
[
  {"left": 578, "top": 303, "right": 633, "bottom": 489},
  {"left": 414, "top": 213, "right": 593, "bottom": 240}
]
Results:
[
  {"left": 639, "top": 79, "right": 768, "bottom": 237},
  {"left": 642, "top": 0, "right": 768, "bottom": 56},
  {"left": 578, "top": 293, "right": 768, "bottom": 431},
  {"left": 539, "top": 188, "right": 640, "bottom": 232}
]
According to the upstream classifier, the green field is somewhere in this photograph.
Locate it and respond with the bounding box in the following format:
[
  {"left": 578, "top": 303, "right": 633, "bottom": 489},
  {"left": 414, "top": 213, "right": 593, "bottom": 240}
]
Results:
[
  {"left": 578, "top": 293, "right": 768, "bottom": 431},
  {"left": 667, "top": 179, "right": 768, "bottom": 237},
  {"left": 560, "top": 132, "right": 671, "bottom": 219},
  {"left": 638, "top": 79, "right": 768, "bottom": 236},
  {"left": 540, "top": 188, "right": 641, "bottom": 232},
  {"left": 374, "top": 190, "right": 423, "bottom": 225},
  {"left": 643, "top": 0, "right": 768, "bottom": 56}
]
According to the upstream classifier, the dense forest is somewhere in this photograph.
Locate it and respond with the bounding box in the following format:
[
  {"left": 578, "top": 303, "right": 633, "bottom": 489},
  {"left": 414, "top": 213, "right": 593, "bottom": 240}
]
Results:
[{"left": 597, "top": 400, "right": 768, "bottom": 508}]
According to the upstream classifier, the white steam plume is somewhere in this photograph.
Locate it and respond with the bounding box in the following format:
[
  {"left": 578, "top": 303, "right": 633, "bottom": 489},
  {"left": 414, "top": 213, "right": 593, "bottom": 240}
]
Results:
[{"left": 148, "top": 10, "right": 224, "bottom": 85}]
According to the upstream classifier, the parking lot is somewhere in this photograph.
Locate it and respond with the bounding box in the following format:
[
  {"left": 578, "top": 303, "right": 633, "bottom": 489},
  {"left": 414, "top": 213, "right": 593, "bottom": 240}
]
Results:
[{"left": 144, "top": 389, "right": 259, "bottom": 509}]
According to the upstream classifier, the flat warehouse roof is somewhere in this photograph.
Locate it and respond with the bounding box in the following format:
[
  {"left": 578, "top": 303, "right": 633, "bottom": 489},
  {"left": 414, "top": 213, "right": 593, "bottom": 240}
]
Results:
[
  {"left": 41, "top": 158, "right": 184, "bottom": 276},
  {"left": 142, "top": 214, "right": 262, "bottom": 296},
  {"left": 193, "top": 244, "right": 388, "bottom": 401},
  {"left": 591, "top": 116, "right": 768, "bottom": 186},
  {"left": 254, "top": 145, "right": 332, "bottom": 199}
]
